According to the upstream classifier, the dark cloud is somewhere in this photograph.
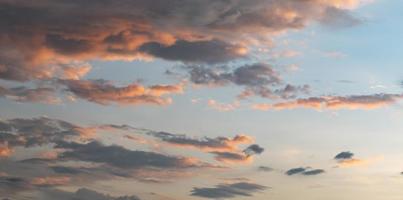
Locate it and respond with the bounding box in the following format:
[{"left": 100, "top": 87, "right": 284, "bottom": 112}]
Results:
[
  {"left": 0, "top": 85, "right": 60, "bottom": 104},
  {"left": 191, "top": 182, "right": 267, "bottom": 199},
  {"left": 139, "top": 40, "right": 247, "bottom": 64},
  {"left": 0, "top": 176, "right": 31, "bottom": 194},
  {"left": 0, "top": 117, "right": 90, "bottom": 152},
  {"left": 56, "top": 141, "right": 205, "bottom": 169},
  {"left": 50, "top": 166, "right": 85, "bottom": 175},
  {"left": 243, "top": 144, "right": 264, "bottom": 156},
  {"left": 258, "top": 166, "right": 273, "bottom": 172},
  {"left": 285, "top": 167, "right": 306, "bottom": 176},
  {"left": 147, "top": 131, "right": 253, "bottom": 152},
  {"left": 39, "top": 188, "right": 141, "bottom": 200},
  {"left": 0, "top": 0, "right": 364, "bottom": 81},
  {"left": 183, "top": 63, "right": 310, "bottom": 100},
  {"left": 302, "top": 169, "right": 325, "bottom": 176},
  {"left": 209, "top": 144, "right": 263, "bottom": 164},
  {"left": 187, "top": 63, "right": 281, "bottom": 87},
  {"left": 285, "top": 167, "right": 325, "bottom": 176},
  {"left": 334, "top": 151, "right": 354, "bottom": 160}
]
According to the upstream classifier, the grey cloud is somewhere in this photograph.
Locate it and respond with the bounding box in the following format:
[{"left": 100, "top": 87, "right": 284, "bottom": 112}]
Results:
[
  {"left": 285, "top": 167, "right": 306, "bottom": 176},
  {"left": 0, "top": 117, "right": 86, "bottom": 149},
  {"left": 258, "top": 166, "right": 273, "bottom": 172},
  {"left": 334, "top": 151, "right": 354, "bottom": 160},
  {"left": 184, "top": 63, "right": 310, "bottom": 100},
  {"left": 187, "top": 63, "right": 281, "bottom": 87},
  {"left": 209, "top": 144, "right": 264, "bottom": 163},
  {"left": 0, "top": 176, "right": 31, "bottom": 194},
  {"left": 302, "top": 169, "right": 325, "bottom": 176},
  {"left": 50, "top": 166, "right": 85, "bottom": 175},
  {"left": 320, "top": 7, "right": 362, "bottom": 29},
  {"left": 0, "top": 85, "right": 60, "bottom": 104},
  {"left": 40, "top": 188, "right": 141, "bottom": 200},
  {"left": 285, "top": 167, "right": 325, "bottom": 176},
  {"left": 147, "top": 131, "right": 253, "bottom": 152},
  {"left": 191, "top": 182, "right": 267, "bottom": 199},
  {"left": 139, "top": 40, "right": 246, "bottom": 64},
  {"left": 55, "top": 141, "right": 203, "bottom": 169},
  {"left": 0, "top": 0, "right": 364, "bottom": 81},
  {"left": 243, "top": 144, "right": 264, "bottom": 156}
]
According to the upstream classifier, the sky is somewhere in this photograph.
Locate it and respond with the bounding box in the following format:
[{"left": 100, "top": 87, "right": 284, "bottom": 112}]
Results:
[{"left": 1, "top": 0, "right": 403, "bottom": 199}]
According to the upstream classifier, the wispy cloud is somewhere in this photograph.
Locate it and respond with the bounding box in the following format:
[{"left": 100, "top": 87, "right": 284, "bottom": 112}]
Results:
[
  {"left": 191, "top": 182, "right": 267, "bottom": 199},
  {"left": 252, "top": 93, "right": 403, "bottom": 111}
]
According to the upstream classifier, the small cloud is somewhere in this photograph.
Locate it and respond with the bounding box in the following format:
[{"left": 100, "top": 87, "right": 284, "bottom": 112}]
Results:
[
  {"left": 285, "top": 167, "right": 306, "bottom": 176},
  {"left": 302, "top": 169, "right": 325, "bottom": 176},
  {"left": 191, "top": 182, "right": 267, "bottom": 199},
  {"left": 258, "top": 166, "right": 273, "bottom": 172},
  {"left": 207, "top": 99, "right": 240, "bottom": 112},
  {"left": 334, "top": 151, "right": 354, "bottom": 160},
  {"left": 285, "top": 167, "right": 325, "bottom": 176}
]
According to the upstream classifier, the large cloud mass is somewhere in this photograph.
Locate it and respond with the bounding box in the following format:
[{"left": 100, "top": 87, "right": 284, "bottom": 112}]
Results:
[{"left": 0, "top": 0, "right": 365, "bottom": 82}]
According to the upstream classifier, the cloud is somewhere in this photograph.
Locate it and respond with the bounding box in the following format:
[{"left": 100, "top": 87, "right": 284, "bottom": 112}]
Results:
[
  {"left": 184, "top": 63, "right": 309, "bottom": 100},
  {"left": 333, "top": 151, "right": 383, "bottom": 168},
  {"left": 258, "top": 166, "right": 273, "bottom": 172},
  {"left": 243, "top": 144, "right": 265, "bottom": 156},
  {"left": 210, "top": 151, "right": 254, "bottom": 164},
  {"left": 252, "top": 93, "right": 403, "bottom": 111},
  {"left": 285, "top": 167, "right": 325, "bottom": 176},
  {"left": 141, "top": 130, "right": 264, "bottom": 164},
  {"left": 0, "top": 176, "right": 32, "bottom": 194},
  {"left": 334, "top": 151, "right": 354, "bottom": 160},
  {"left": 187, "top": 63, "right": 281, "bottom": 87},
  {"left": 191, "top": 182, "right": 267, "bottom": 199},
  {"left": 0, "top": 0, "right": 366, "bottom": 82},
  {"left": 139, "top": 40, "right": 247, "bottom": 64},
  {"left": 0, "top": 117, "right": 269, "bottom": 199},
  {"left": 207, "top": 100, "right": 240, "bottom": 112},
  {"left": 30, "top": 176, "right": 71, "bottom": 187},
  {"left": 60, "top": 79, "right": 184, "bottom": 106},
  {"left": 0, "top": 117, "right": 91, "bottom": 155},
  {"left": 285, "top": 167, "right": 307, "bottom": 176},
  {"left": 210, "top": 144, "right": 264, "bottom": 164},
  {"left": 319, "top": 7, "right": 362, "bottom": 28},
  {"left": 148, "top": 132, "right": 253, "bottom": 153},
  {"left": 55, "top": 141, "right": 206, "bottom": 169},
  {"left": 0, "top": 85, "right": 60, "bottom": 104},
  {"left": 50, "top": 166, "right": 85, "bottom": 175},
  {"left": 0, "top": 144, "right": 12, "bottom": 157},
  {"left": 40, "top": 188, "right": 141, "bottom": 200},
  {"left": 302, "top": 169, "right": 326, "bottom": 176}
]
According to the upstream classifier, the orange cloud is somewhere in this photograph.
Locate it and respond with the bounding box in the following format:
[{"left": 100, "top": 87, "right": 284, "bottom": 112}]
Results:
[
  {"left": 208, "top": 100, "right": 240, "bottom": 112},
  {"left": 252, "top": 94, "right": 403, "bottom": 111},
  {"left": 31, "top": 176, "right": 71, "bottom": 186},
  {"left": 39, "top": 151, "right": 59, "bottom": 160},
  {"left": 336, "top": 156, "right": 384, "bottom": 168},
  {"left": 210, "top": 151, "right": 254, "bottom": 164},
  {"left": 0, "top": 0, "right": 368, "bottom": 83},
  {"left": 0, "top": 144, "right": 12, "bottom": 157},
  {"left": 60, "top": 80, "right": 185, "bottom": 106},
  {"left": 60, "top": 64, "right": 92, "bottom": 80},
  {"left": 162, "top": 134, "right": 253, "bottom": 153}
]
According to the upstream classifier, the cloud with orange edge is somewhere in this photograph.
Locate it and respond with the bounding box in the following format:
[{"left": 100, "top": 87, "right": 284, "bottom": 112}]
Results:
[{"left": 252, "top": 93, "right": 403, "bottom": 111}]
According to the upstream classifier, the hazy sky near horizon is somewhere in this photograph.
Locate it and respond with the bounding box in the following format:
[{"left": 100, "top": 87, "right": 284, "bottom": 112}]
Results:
[{"left": 1, "top": 0, "right": 403, "bottom": 199}]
